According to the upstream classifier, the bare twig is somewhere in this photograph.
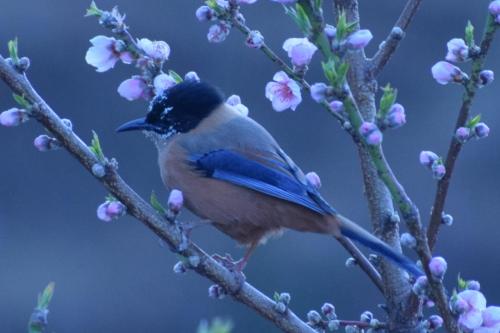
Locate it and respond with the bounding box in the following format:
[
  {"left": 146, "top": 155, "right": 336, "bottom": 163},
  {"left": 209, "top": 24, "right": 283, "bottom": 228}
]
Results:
[
  {"left": 0, "top": 55, "right": 316, "bottom": 333},
  {"left": 369, "top": 0, "right": 424, "bottom": 77},
  {"left": 427, "top": 14, "right": 498, "bottom": 250}
]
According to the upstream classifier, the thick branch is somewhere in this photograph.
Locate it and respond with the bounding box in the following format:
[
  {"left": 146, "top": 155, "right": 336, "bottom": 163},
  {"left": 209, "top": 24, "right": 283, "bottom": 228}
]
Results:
[
  {"left": 0, "top": 55, "right": 316, "bottom": 333},
  {"left": 427, "top": 15, "right": 498, "bottom": 250},
  {"left": 369, "top": 0, "right": 424, "bottom": 77}
]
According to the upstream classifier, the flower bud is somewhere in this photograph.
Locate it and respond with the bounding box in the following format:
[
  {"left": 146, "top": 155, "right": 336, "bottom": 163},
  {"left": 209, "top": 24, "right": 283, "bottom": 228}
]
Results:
[
  {"left": 97, "top": 200, "right": 126, "bottom": 222},
  {"left": 345, "top": 257, "right": 357, "bottom": 267},
  {"left": 305, "top": 171, "right": 321, "bottom": 190},
  {"left": 445, "top": 38, "right": 469, "bottom": 63},
  {"left": 274, "top": 302, "right": 287, "bottom": 314},
  {"left": 137, "top": 38, "right": 170, "bottom": 62},
  {"left": 279, "top": 292, "right": 291, "bottom": 305},
  {"left": 91, "top": 163, "right": 106, "bottom": 178},
  {"left": 478, "top": 70, "right": 494, "bottom": 87},
  {"left": 0, "top": 108, "right": 28, "bottom": 127},
  {"left": 400, "top": 232, "right": 416, "bottom": 248},
  {"left": 306, "top": 310, "right": 322, "bottom": 325},
  {"left": 328, "top": 320, "right": 340, "bottom": 331},
  {"left": 195, "top": 5, "right": 216, "bottom": 21},
  {"left": 427, "top": 315, "right": 444, "bottom": 331},
  {"left": 474, "top": 122, "right": 490, "bottom": 138},
  {"left": 489, "top": 0, "right": 500, "bottom": 16},
  {"left": 412, "top": 275, "right": 429, "bottom": 296},
  {"left": 345, "top": 325, "right": 359, "bottom": 333},
  {"left": 226, "top": 95, "right": 249, "bottom": 116},
  {"left": 450, "top": 297, "right": 469, "bottom": 314},
  {"left": 359, "top": 122, "right": 383, "bottom": 145},
  {"left": 153, "top": 73, "right": 177, "bottom": 95},
  {"left": 330, "top": 100, "right": 344, "bottom": 113},
  {"left": 429, "top": 256, "right": 447, "bottom": 279},
  {"left": 17, "top": 57, "right": 31, "bottom": 72},
  {"left": 431, "top": 61, "right": 467, "bottom": 85},
  {"left": 455, "top": 127, "right": 471, "bottom": 143},
  {"left": 419, "top": 151, "right": 439, "bottom": 168},
  {"left": 346, "top": 29, "right": 373, "bottom": 49},
  {"left": 310, "top": 82, "right": 329, "bottom": 103},
  {"left": 324, "top": 24, "right": 337, "bottom": 39},
  {"left": 360, "top": 311, "right": 373, "bottom": 323},
  {"left": 168, "top": 189, "right": 184, "bottom": 214},
  {"left": 173, "top": 261, "right": 187, "bottom": 274},
  {"left": 246, "top": 30, "right": 264, "bottom": 48},
  {"left": 184, "top": 71, "right": 200, "bottom": 82},
  {"left": 441, "top": 213, "right": 454, "bottom": 226},
  {"left": 431, "top": 162, "right": 446, "bottom": 180},
  {"left": 385, "top": 103, "right": 406, "bottom": 129},
  {"left": 282, "top": 38, "right": 318, "bottom": 67},
  {"left": 207, "top": 22, "right": 231, "bottom": 43},
  {"left": 321, "top": 303, "right": 336, "bottom": 320},
  {"left": 466, "top": 280, "right": 481, "bottom": 291},
  {"left": 208, "top": 284, "right": 227, "bottom": 299},
  {"left": 34, "top": 135, "right": 61, "bottom": 152}
]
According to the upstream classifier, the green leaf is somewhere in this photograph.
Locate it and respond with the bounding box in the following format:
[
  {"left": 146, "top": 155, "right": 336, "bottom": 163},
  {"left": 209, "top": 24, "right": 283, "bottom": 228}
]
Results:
[
  {"left": 37, "top": 282, "right": 55, "bottom": 309},
  {"left": 273, "top": 291, "right": 281, "bottom": 302},
  {"left": 379, "top": 83, "right": 398, "bottom": 117},
  {"left": 321, "top": 59, "right": 336, "bottom": 85},
  {"left": 335, "top": 61, "right": 349, "bottom": 86},
  {"left": 467, "top": 114, "right": 481, "bottom": 128},
  {"left": 458, "top": 274, "right": 467, "bottom": 291},
  {"left": 284, "top": 3, "right": 312, "bottom": 35},
  {"left": 168, "top": 70, "right": 183, "bottom": 84},
  {"left": 8, "top": 38, "right": 19, "bottom": 63},
  {"left": 197, "top": 318, "right": 233, "bottom": 333},
  {"left": 12, "top": 93, "right": 30, "bottom": 109},
  {"left": 85, "top": 1, "right": 103, "bottom": 17},
  {"left": 465, "top": 20, "right": 475, "bottom": 47},
  {"left": 150, "top": 191, "right": 167, "bottom": 215},
  {"left": 90, "top": 130, "right": 105, "bottom": 161}
]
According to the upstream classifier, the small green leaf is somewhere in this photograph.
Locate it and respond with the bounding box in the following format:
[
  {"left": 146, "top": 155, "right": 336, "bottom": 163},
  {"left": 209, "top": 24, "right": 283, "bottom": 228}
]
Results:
[
  {"left": 273, "top": 291, "right": 281, "bottom": 302},
  {"left": 197, "top": 318, "right": 233, "bottom": 333},
  {"left": 465, "top": 20, "right": 475, "bottom": 47},
  {"left": 37, "top": 282, "right": 55, "bottom": 309},
  {"left": 284, "top": 3, "right": 312, "bottom": 35},
  {"left": 12, "top": 93, "right": 30, "bottom": 109},
  {"left": 150, "top": 191, "right": 167, "bottom": 215},
  {"left": 85, "top": 1, "right": 103, "bottom": 17},
  {"left": 168, "top": 70, "right": 183, "bottom": 83},
  {"left": 335, "top": 61, "right": 349, "bottom": 86},
  {"left": 8, "top": 38, "right": 19, "bottom": 63},
  {"left": 90, "top": 130, "right": 105, "bottom": 161},
  {"left": 379, "top": 83, "right": 398, "bottom": 117},
  {"left": 321, "top": 59, "right": 337, "bottom": 85},
  {"left": 467, "top": 114, "right": 481, "bottom": 128},
  {"left": 458, "top": 274, "right": 467, "bottom": 291}
]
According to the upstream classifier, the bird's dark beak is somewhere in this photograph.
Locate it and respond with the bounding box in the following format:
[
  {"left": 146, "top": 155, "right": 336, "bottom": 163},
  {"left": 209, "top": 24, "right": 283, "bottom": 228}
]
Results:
[{"left": 116, "top": 117, "right": 152, "bottom": 133}]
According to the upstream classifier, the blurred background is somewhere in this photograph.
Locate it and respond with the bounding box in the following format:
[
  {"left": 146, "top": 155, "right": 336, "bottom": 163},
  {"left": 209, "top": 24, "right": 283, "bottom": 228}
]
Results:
[{"left": 1, "top": 1, "right": 499, "bottom": 332}]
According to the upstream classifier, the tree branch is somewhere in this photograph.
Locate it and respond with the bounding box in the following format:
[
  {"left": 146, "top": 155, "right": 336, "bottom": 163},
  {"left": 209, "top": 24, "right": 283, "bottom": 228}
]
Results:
[
  {"left": 0, "top": 55, "right": 316, "bottom": 333},
  {"left": 369, "top": 0, "right": 424, "bottom": 77},
  {"left": 427, "top": 14, "right": 498, "bottom": 250}
]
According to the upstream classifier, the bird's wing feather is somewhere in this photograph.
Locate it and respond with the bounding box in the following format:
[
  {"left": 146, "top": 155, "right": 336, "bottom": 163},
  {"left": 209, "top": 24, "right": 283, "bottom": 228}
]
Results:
[{"left": 189, "top": 149, "right": 335, "bottom": 215}]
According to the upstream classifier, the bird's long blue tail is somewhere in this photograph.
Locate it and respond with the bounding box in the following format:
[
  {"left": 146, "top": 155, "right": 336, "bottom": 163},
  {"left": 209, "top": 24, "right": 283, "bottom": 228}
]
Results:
[{"left": 337, "top": 215, "right": 423, "bottom": 277}]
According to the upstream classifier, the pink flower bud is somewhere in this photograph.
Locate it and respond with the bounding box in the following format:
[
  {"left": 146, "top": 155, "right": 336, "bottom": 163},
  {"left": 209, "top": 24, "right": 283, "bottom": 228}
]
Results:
[
  {"left": 432, "top": 162, "right": 446, "bottom": 180},
  {"left": 208, "top": 284, "right": 226, "bottom": 299},
  {"left": 451, "top": 297, "right": 469, "bottom": 314},
  {"left": 479, "top": 70, "right": 495, "bottom": 87},
  {"left": 419, "top": 151, "right": 439, "bottom": 168},
  {"left": 386, "top": 103, "right": 406, "bottom": 129},
  {"left": 153, "top": 73, "right": 177, "bottom": 95},
  {"left": 97, "top": 200, "right": 126, "bottom": 222},
  {"left": 428, "top": 256, "right": 447, "bottom": 279},
  {"left": 207, "top": 22, "right": 231, "bottom": 43},
  {"left": 489, "top": 0, "right": 500, "bottom": 15},
  {"left": 482, "top": 306, "right": 500, "bottom": 329},
  {"left": 34, "top": 135, "right": 60, "bottom": 152},
  {"left": 445, "top": 38, "right": 469, "bottom": 63},
  {"left": 0, "top": 108, "right": 28, "bottom": 127},
  {"left": 117, "top": 76, "right": 150, "bottom": 101},
  {"left": 428, "top": 315, "right": 444, "bottom": 331},
  {"left": 467, "top": 280, "right": 481, "bottom": 291},
  {"left": 195, "top": 5, "right": 216, "bottom": 21},
  {"left": 412, "top": 275, "right": 429, "bottom": 296},
  {"left": 265, "top": 71, "right": 302, "bottom": 111},
  {"left": 455, "top": 127, "right": 471, "bottom": 143},
  {"left": 173, "top": 261, "right": 187, "bottom": 274},
  {"left": 246, "top": 30, "right": 264, "bottom": 48},
  {"left": 227, "top": 95, "right": 249, "bottom": 116},
  {"left": 282, "top": 38, "right": 318, "bottom": 67},
  {"left": 310, "top": 82, "right": 329, "bottom": 103},
  {"left": 184, "top": 71, "right": 200, "bottom": 82},
  {"left": 359, "top": 122, "right": 383, "bottom": 145},
  {"left": 400, "top": 232, "right": 416, "bottom": 248},
  {"left": 431, "top": 61, "right": 466, "bottom": 85},
  {"left": 457, "top": 290, "right": 487, "bottom": 331},
  {"left": 307, "top": 310, "right": 322, "bottom": 325},
  {"left": 346, "top": 29, "right": 373, "bottom": 49},
  {"left": 137, "top": 38, "right": 170, "bottom": 62},
  {"left": 474, "top": 122, "right": 490, "bottom": 139},
  {"left": 324, "top": 24, "right": 337, "bottom": 39},
  {"left": 305, "top": 171, "right": 321, "bottom": 189},
  {"left": 168, "top": 189, "right": 184, "bottom": 214},
  {"left": 329, "top": 100, "right": 344, "bottom": 113},
  {"left": 321, "top": 303, "right": 336, "bottom": 320}
]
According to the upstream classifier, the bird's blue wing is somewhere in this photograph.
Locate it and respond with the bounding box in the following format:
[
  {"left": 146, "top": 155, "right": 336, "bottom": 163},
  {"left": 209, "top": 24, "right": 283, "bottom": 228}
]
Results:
[{"left": 189, "top": 149, "right": 333, "bottom": 215}]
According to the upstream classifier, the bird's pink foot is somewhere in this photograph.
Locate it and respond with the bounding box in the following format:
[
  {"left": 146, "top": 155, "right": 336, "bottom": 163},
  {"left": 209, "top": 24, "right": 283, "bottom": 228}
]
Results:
[{"left": 212, "top": 253, "right": 247, "bottom": 286}]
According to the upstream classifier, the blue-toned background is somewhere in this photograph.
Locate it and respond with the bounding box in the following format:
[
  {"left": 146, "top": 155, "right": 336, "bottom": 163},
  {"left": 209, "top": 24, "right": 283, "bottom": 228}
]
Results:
[{"left": 1, "top": 1, "right": 499, "bottom": 332}]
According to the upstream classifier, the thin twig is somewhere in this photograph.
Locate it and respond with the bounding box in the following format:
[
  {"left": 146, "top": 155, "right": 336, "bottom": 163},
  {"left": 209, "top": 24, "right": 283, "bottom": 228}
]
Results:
[
  {"left": 0, "top": 55, "right": 316, "bottom": 333},
  {"left": 427, "top": 15, "right": 497, "bottom": 250},
  {"left": 369, "top": 0, "right": 424, "bottom": 77}
]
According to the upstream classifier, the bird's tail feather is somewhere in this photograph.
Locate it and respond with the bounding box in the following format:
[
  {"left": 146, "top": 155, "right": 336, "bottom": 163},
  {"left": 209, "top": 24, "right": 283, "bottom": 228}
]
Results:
[{"left": 337, "top": 215, "right": 423, "bottom": 277}]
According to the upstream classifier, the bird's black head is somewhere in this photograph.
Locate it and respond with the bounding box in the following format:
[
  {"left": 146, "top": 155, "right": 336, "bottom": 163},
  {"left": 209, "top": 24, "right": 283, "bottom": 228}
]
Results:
[{"left": 116, "top": 80, "right": 224, "bottom": 136}]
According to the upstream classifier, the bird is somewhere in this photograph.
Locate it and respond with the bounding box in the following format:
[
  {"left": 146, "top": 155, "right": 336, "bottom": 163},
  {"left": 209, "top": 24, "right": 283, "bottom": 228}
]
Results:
[{"left": 117, "top": 79, "right": 422, "bottom": 277}]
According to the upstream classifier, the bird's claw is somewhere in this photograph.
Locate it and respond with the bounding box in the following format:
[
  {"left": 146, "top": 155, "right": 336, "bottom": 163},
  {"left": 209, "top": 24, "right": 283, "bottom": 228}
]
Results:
[{"left": 212, "top": 253, "right": 247, "bottom": 288}]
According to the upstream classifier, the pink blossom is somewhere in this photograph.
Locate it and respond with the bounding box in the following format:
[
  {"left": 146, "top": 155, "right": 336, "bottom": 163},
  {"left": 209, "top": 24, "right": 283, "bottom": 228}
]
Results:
[
  {"left": 310, "top": 82, "right": 328, "bottom": 103},
  {"left": 359, "top": 122, "right": 383, "bottom": 145},
  {"left": 346, "top": 29, "right": 373, "bottom": 49},
  {"left": 282, "top": 38, "right": 318, "bottom": 67},
  {"left": 457, "top": 290, "right": 487, "bottom": 331},
  {"left": 195, "top": 5, "right": 216, "bottom": 21},
  {"left": 446, "top": 38, "right": 469, "bottom": 63},
  {"left": 168, "top": 189, "right": 184, "bottom": 214},
  {"left": 85, "top": 36, "right": 130, "bottom": 72},
  {"left": 428, "top": 256, "right": 447, "bottom": 279},
  {"left": 226, "top": 95, "right": 249, "bottom": 116},
  {"left": 431, "top": 61, "right": 464, "bottom": 85},
  {"left": 118, "top": 77, "right": 150, "bottom": 101},
  {"left": 419, "top": 151, "right": 439, "bottom": 168},
  {"left": 0, "top": 108, "right": 28, "bottom": 127},
  {"left": 265, "top": 71, "right": 302, "bottom": 111},
  {"left": 489, "top": 0, "right": 500, "bottom": 15},
  {"left": 324, "top": 24, "right": 337, "bottom": 39},
  {"left": 153, "top": 74, "right": 177, "bottom": 95},
  {"left": 305, "top": 172, "right": 321, "bottom": 189},
  {"left": 137, "top": 38, "right": 170, "bottom": 62},
  {"left": 474, "top": 123, "right": 490, "bottom": 138},
  {"left": 207, "top": 22, "right": 231, "bottom": 43},
  {"left": 428, "top": 315, "right": 444, "bottom": 331},
  {"left": 97, "top": 200, "right": 126, "bottom": 222},
  {"left": 456, "top": 127, "right": 471, "bottom": 143},
  {"left": 386, "top": 103, "right": 406, "bottom": 129},
  {"left": 475, "top": 307, "right": 500, "bottom": 333},
  {"left": 432, "top": 163, "right": 446, "bottom": 180},
  {"left": 479, "top": 70, "right": 495, "bottom": 87},
  {"left": 33, "top": 135, "right": 60, "bottom": 152},
  {"left": 246, "top": 30, "right": 264, "bottom": 48},
  {"left": 330, "top": 100, "right": 344, "bottom": 113}
]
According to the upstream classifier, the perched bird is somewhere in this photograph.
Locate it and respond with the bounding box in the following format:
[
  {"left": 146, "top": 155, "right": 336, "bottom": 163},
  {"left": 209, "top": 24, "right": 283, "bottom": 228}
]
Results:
[{"left": 117, "top": 80, "right": 422, "bottom": 276}]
